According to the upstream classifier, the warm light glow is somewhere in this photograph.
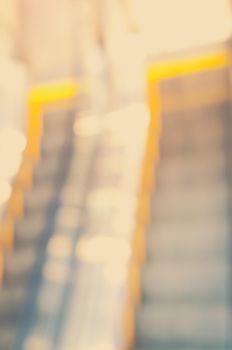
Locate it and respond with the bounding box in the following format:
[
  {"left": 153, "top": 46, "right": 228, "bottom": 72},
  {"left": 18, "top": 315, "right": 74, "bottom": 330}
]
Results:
[
  {"left": 112, "top": 212, "right": 135, "bottom": 237},
  {"left": 104, "top": 261, "right": 128, "bottom": 287},
  {"left": 91, "top": 340, "right": 117, "bottom": 350},
  {"left": 0, "top": 127, "right": 26, "bottom": 153},
  {"left": 82, "top": 340, "right": 117, "bottom": 350},
  {"left": 0, "top": 151, "right": 22, "bottom": 179},
  {"left": 74, "top": 115, "right": 101, "bottom": 136},
  {"left": 0, "top": 180, "right": 12, "bottom": 204},
  {"left": 24, "top": 336, "right": 52, "bottom": 350},
  {"left": 104, "top": 103, "right": 149, "bottom": 133},
  {"left": 76, "top": 235, "right": 131, "bottom": 264},
  {"left": 86, "top": 188, "right": 118, "bottom": 209},
  {"left": 85, "top": 49, "right": 106, "bottom": 74},
  {"left": 47, "top": 235, "right": 73, "bottom": 259},
  {"left": 87, "top": 188, "right": 137, "bottom": 212},
  {"left": 0, "top": 128, "right": 26, "bottom": 180}
]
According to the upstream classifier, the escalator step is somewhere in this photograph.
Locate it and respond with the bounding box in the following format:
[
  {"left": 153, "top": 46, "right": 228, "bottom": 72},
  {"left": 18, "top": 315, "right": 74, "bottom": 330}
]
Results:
[
  {"left": 146, "top": 219, "right": 229, "bottom": 259},
  {"left": 14, "top": 212, "right": 47, "bottom": 246},
  {"left": 152, "top": 182, "right": 227, "bottom": 214},
  {"left": 156, "top": 151, "right": 226, "bottom": 190},
  {"left": 33, "top": 157, "right": 62, "bottom": 184},
  {"left": 0, "top": 287, "right": 26, "bottom": 319},
  {"left": 0, "top": 326, "right": 18, "bottom": 350},
  {"left": 141, "top": 259, "right": 229, "bottom": 301},
  {"left": 24, "top": 183, "right": 56, "bottom": 215},
  {"left": 135, "top": 63, "right": 232, "bottom": 350},
  {"left": 4, "top": 247, "right": 38, "bottom": 285},
  {"left": 136, "top": 303, "right": 229, "bottom": 346}
]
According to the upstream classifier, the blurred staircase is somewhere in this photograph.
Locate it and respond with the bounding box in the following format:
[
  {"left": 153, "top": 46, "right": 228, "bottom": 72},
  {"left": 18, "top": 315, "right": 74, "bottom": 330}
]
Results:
[
  {"left": 134, "top": 55, "right": 232, "bottom": 349},
  {"left": 0, "top": 108, "right": 78, "bottom": 350},
  {"left": 0, "top": 78, "right": 147, "bottom": 349}
]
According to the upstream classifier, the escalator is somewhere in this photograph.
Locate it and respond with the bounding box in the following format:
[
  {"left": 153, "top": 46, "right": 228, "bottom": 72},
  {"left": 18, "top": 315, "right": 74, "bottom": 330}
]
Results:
[
  {"left": 0, "top": 107, "right": 78, "bottom": 350},
  {"left": 0, "top": 84, "right": 146, "bottom": 349},
  {"left": 134, "top": 52, "right": 232, "bottom": 349}
]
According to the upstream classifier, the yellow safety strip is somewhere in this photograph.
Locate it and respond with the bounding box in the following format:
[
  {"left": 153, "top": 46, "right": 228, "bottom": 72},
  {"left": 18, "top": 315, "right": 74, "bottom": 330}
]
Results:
[
  {"left": 148, "top": 50, "right": 230, "bottom": 81},
  {"left": 28, "top": 80, "right": 79, "bottom": 105}
]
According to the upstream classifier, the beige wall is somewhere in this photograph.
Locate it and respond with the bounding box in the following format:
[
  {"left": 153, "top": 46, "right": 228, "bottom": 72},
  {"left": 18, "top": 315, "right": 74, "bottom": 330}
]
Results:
[
  {"left": 20, "top": 0, "right": 75, "bottom": 81},
  {"left": 0, "top": 0, "right": 27, "bottom": 131},
  {"left": 0, "top": 0, "right": 19, "bottom": 57}
]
